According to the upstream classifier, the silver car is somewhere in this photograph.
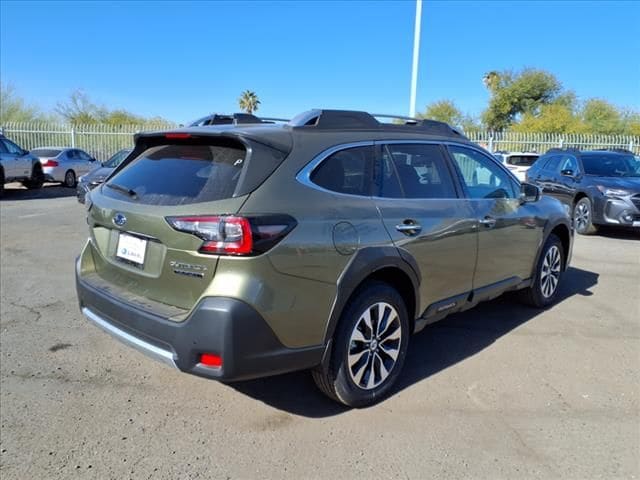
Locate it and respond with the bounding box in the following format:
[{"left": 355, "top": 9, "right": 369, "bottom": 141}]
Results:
[{"left": 30, "top": 147, "right": 98, "bottom": 187}]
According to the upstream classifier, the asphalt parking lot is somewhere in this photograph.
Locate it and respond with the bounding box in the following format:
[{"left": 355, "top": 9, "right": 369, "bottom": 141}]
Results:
[{"left": 1, "top": 183, "right": 639, "bottom": 479}]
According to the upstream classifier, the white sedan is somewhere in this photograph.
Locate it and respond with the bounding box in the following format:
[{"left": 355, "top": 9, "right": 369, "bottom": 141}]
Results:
[{"left": 30, "top": 147, "right": 98, "bottom": 187}]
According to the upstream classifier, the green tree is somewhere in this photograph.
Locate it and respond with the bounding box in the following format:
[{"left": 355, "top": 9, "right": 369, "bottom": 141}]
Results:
[
  {"left": 512, "top": 103, "right": 582, "bottom": 134},
  {"left": 482, "top": 68, "right": 562, "bottom": 131},
  {"left": 0, "top": 83, "right": 41, "bottom": 122},
  {"left": 579, "top": 98, "right": 623, "bottom": 135},
  {"left": 238, "top": 90, "right": 261, "bottom": 114},
  {"left": 421, "top": 100, "right": 464, "bottom": 126}
]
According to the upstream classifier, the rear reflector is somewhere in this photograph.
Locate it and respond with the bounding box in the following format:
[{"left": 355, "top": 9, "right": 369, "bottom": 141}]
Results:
[
  {"left": 200, "top": 353, "right": 222, "bottom": 367},
  {"left": 41, "top": 159, "right": 59, "bottom": 167}
]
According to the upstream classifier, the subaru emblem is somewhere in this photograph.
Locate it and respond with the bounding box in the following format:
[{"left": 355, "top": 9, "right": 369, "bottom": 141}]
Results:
[{"left": 113, "top": 213, "right": 127, "bottom": 227}]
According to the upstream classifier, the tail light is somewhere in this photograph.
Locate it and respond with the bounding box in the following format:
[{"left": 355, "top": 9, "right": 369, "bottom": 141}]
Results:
[
  {"left": 41, "top": 159, "right": 59, "bottom": 167},
  {"left": 165, "top": 214, "right": 296, "bottom": 256}
]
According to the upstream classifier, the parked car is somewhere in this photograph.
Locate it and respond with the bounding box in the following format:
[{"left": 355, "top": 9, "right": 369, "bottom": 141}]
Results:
[
  {"left": 76, "top": 109, "right": 573, "bottom": 407},
  {"left": 526, "top": 148, "right": 640, "bottom": 234},
  {"left": 189, "top": 113, "right": 289, "bottom": 126},
  {"left": 77, "top": 149, "right": 132, "bottom": 203},
  {"left": 493, "top": 151, "right": 540, "bottom": 181},
  {"left": 30, "top": 147, "right": 97, "bottom": 188},
  {"left": 0, "top": 134, "right": 44, "bottom": 197}
]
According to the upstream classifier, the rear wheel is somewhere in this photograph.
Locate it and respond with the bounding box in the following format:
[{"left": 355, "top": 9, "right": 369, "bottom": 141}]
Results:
[
  {"left": 519, "top": 234, "right": 564, "bottom": 308},
  {"left": 24, "top": 163, "right": 44, "bottom": 189},
  {"left": 64, "top": 170, "right": 76, "bottom": 188},
  {"left": 0, "top": 168, "right": 4, "bottom": 198},
  {"left": 312, "top": 281, "right": 410, "bottom": 407},
  {"left": 573, "top": 197, "right": 598, "bottom": 235}
]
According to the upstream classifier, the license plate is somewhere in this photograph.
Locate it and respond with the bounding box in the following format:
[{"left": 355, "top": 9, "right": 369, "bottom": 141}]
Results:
[{"left": 116, "top": 233, "right": 147, "bottom": 265}]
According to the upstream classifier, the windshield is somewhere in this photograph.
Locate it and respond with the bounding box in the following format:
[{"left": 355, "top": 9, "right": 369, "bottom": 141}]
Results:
[
  {"left": 104, "top": 149, "right": 132, "bottom": 168},
  {"left": 581, "top": 154, "right": 640, "bottom": 177},
  {"left": 31, "top": 148, "right": 61, "bottom": 157}
]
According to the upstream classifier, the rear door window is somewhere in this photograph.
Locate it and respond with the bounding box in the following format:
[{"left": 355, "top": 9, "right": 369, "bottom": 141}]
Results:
[
  {"left": 310, "top": 146, "right": 374, "bottom": 196},
  {"left": 103, "top": 140, "right": 247, "bottom": 205},
  {"left": 379, "top": 144, "right": 457, "bottom": 199}
]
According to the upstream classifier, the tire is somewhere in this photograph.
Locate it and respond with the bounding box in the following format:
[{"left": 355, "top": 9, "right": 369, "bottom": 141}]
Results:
[
  {"left": 312, "top": 281, "right": 410, "bottom": 407},
  {"left": 573, "top": 197, "right": 598, "bottom": 235},
  {"left": 518, "top": 234, "right": 564, "bottom": 308},
  {"left": 64, "top": 170, "right": 76, "bottom": 188},
  {"left": 0, "top": 168, "right": 4, "bottom": 198},
  {"left": 24, "top": 163, "right": 44, "bottom": 190}
]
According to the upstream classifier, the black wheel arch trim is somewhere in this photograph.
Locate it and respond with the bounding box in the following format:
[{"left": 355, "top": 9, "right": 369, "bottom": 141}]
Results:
[
  {"left": 322, "top": 246, "right": 421, "bottom": 347},
  {"left": 531, "top": 218, "right": 573, "bottom": 279}
]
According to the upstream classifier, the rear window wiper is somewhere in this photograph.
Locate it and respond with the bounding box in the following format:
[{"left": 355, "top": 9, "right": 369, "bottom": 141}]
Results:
[{"left": 105, "top": 182, "right": 138, "bottom": 199}]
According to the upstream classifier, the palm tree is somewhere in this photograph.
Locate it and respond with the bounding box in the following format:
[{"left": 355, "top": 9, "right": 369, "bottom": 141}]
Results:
[
  {"left": 238, "top": 90, "right": 261, "bottom": 114},
  {"left": 482, "top": 71, "right": 500, "bottom": 93}
]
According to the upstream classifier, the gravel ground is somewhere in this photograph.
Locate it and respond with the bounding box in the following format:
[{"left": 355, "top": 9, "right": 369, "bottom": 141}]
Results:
[{"left": 1, "top": 183, "right": 639, "bottom": 479}]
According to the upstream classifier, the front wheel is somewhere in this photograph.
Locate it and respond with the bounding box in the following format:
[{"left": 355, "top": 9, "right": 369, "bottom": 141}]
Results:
[
  {"left": 573, "top": 197, "right": 598, "bottom": 235},
  {"left": 519, "top": 234, "right": 564, "bottom": 308},
  {"left": 64, "top": 170, "right": 76, "bottom": 188},
  {"left": 312, "top": 281, "right": 410, "bottom": 407}
]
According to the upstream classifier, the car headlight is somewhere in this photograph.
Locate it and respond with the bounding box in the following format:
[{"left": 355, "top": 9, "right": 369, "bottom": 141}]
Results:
[
  {"left": 78, "top": 175, "right": 85, "bottom": 182},
  {"left": 596, "top": 186, "right": 630, "bottom": 197}
]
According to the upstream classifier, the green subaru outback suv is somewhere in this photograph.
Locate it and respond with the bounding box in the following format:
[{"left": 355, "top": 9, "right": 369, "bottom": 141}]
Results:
[{"left": 76, "top": 110, "right": 573, "bottom": 407}]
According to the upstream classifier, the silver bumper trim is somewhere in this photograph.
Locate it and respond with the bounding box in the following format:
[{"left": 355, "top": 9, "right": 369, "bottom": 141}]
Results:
[{"left": 82, "top": 307, "right": 178, "bottom": 369}]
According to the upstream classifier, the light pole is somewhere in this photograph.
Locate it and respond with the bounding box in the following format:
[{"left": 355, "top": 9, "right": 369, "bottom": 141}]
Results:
[{"left": 409, "top": 0, "right": 422, "bottom": 118}]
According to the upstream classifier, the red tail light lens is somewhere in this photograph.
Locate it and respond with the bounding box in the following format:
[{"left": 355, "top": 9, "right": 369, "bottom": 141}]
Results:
[
  {"left": 199, "top": 353, "right": 222, "bottom": 368},
  {"left": 166, "top": 214, "right": 296, "bottom": 256},
  {"left": 41, "top": 159, "right": 59, "bottom": 167},
  {"left": 165, "top": 133, "right": 191, "bottom": 139},
  {"left": 166, "top": 216, "right": 252, "bottom": 255}
]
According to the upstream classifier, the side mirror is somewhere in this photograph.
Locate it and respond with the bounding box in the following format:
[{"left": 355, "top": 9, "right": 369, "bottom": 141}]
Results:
[
  {"left": 520, "top": 182, "right": 540, "bottom": 203},
  {"left": 22, "top": 149, "right": 30, "bottom": 156},
  {"left": 561, "top": 169, "right": 574, "bottom": 177},
  {"left": 89, "top": 157, "right": 97, "bottom": 162}
]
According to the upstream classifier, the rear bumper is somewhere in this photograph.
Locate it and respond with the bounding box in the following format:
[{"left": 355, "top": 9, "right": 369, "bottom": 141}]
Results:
[{"left": 76, "top": 265, "right": 324, "bottom": 382}]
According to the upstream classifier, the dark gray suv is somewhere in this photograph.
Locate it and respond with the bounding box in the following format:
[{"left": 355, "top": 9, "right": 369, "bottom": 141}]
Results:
[
  {"left": 526, "top": 149, "right": 640, "bottom": 234},
  {"left": 76, "top": 110, "right": 573, "bottom": 407}
]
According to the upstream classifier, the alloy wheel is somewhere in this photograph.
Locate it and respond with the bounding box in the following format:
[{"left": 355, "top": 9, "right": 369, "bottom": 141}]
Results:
[
  {"left": 540, "top": 245, "right": 562, "bottom": 298},
  {"left": 347, "top": 302, "right": 402, "bottom": 390},
  {"left": 574, "top": 201, "right": 590, "bottom": 232}
]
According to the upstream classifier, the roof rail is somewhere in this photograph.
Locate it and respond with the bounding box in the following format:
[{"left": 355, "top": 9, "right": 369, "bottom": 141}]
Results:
[{"left": 288, "top": 109, "right": 466, "bottom": 138}]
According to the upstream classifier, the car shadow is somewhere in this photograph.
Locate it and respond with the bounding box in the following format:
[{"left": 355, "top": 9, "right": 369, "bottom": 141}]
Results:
[
  {"left": 229, "top": 266, "right": 599, "bottom": 417},
  {"left": 0, "top": 183, "right": 77, "bottom": 201},
  {"left": 594, "top": 226, "right": 639, "bottom": 240}
]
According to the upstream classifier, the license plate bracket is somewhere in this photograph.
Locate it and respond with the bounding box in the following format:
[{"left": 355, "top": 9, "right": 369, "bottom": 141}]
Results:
[{"left": 116, "top": 232, "right": 147, "bottom": 266}]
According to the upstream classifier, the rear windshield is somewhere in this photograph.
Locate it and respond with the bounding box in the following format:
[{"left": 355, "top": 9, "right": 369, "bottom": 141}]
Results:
[
  {"left": 31, "top": 148, "right": 61, "bottom": 157},
  {"left": 507, "top": 155, "right": 538, "bottom": 166},
  {"left": 103, "top": 141, "right": 247, "bottom": 205}
]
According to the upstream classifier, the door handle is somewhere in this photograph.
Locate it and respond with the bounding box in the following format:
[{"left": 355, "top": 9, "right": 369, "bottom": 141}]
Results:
[
  {"left": 479, "top": 216, "right": 497, "bottom": 228},
  {"left": 395, "top": 222, "right": 422, "bottom": 235}
]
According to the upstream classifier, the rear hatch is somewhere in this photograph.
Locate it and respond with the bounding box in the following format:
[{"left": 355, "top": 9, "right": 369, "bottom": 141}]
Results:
[{"left": 84, "top": 132, "right": 288, "bottom": 315}]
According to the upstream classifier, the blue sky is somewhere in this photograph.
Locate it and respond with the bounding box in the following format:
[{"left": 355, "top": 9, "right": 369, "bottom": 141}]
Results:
[{"left": 1, "top": 0, "right": 639, "bottom": 124}]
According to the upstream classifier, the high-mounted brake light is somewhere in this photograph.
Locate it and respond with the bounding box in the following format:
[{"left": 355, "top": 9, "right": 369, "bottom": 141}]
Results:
[
  {"left": 165, "top": 133, "right": 191, "bottom": 139},
  {"left": 165, "top": 214, "right": 297, "bottom": 256},
  {"left": 41, "top": 159, "right": 59, "bottom": 167}
]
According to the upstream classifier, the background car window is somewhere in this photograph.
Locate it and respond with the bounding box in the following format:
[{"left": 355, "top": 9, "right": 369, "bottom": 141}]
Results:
[
  {"left": 0, "top": 140, "right": 8, "bottom": 153},
  {"left": 559, "top": 154, "right": 578, "bottom": 173},
  {"left": 3, "top": 139, "right": 23, "bottom": 155},
  {"left": 448, "top": 145, "right": 516, "bottom": 199},
  {"left": 380, "top": 144, "right": 457, "bottom": 199},
  {"left": 542, "top": 155, "right": 561, "bottom": 171},
  {"left": 76, "top": 150, "right": 90, "bottom": 161},
  {"left": 311, "top": 146, "right": 374, "bottom": 196}
]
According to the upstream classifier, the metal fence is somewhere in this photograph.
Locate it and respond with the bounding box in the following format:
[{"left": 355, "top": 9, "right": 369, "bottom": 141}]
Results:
[
  {"left": 0, "top": 122, "right": 177, "bottom": 161},
  {"left": 1, "top": 122, "right": 638, "bottom": 160}
]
